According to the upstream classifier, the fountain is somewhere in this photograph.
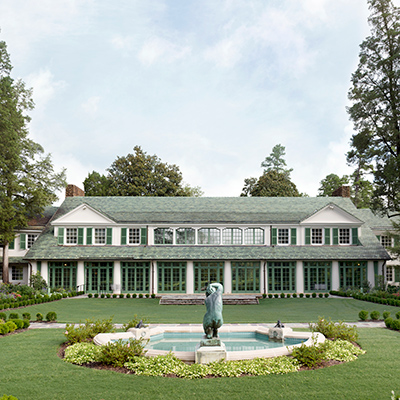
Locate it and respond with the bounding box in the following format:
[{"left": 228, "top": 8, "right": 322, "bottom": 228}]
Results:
[{"left": 93, "top": 284, "right": 325, "bottom": 363}]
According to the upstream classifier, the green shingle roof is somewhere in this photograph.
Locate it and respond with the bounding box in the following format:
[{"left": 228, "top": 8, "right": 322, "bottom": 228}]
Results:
[
  {"left": 24, "top": 196, "right": 390, "bottom": 262},
  {"left": 51, "top": 196, "right": 363, "bottom": 224}
]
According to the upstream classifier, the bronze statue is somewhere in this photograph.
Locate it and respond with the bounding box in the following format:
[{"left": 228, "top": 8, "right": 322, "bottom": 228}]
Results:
[{"left": 203, "top": 282, "right": 223, "bottom": 339}]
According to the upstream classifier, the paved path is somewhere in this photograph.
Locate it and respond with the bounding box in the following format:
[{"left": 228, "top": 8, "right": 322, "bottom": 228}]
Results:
[{"left": 28, "top": 321, "right": 386, "bottom": 329}]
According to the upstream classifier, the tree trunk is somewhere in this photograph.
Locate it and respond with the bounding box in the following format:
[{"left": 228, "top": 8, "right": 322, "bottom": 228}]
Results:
[{"left": 2, "top": 243, "right": 10, "bottom": 284}]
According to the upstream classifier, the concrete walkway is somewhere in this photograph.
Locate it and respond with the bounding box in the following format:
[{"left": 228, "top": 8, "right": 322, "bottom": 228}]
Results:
[{"left": 28, "top": 321, "right": 386, "bottom": 329}]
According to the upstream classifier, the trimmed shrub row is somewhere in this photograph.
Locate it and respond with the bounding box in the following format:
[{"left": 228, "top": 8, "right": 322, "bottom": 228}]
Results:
[
  {"left": 262, "top": 293, "right": 330, "bottom": 299},
  {"left": 331, "top": 290, "right": 400, "bottom": 307},
  {"left": 0, "top": 311, "right": 57, "bottom": 322},
  {"left": 87, "top": 293, "right": 156, "bottom": 299}
]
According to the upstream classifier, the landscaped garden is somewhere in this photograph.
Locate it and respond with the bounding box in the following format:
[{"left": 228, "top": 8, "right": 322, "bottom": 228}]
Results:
[{"left": 0, "top": 292, "right": 400, "bottom": 399}]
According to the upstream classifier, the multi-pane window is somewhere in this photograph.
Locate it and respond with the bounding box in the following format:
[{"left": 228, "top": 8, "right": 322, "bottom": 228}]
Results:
[
  {"left": 311, "top": 228, "right": 323, "bottom": 244},
  {"left": 381, "top": 235, "right": 393, "bottom": 248},
  {"left": 154, "top": 228, "right": 173, "bottom": 245},
  {"left": 121, "top": 262, "right": 150, "bottom": 292},
  {"left": 277, "top": 229, "right": 289, "bottom": 244},
  {"left": 222, "top": 228, "right": 242, "bottom": 245},
  {"left": 198, "top": 228, "right": 220, "bottom": 244},
  {"left": 244, "top": 228, "right": 264, "bottom": 245},
  {"left": 66, "top": 228, "right": 78, "bottom": 244},
  {"left": 11, "top": 266, "right": 24, "bottom": 280},
  {"left": 128, "top": 228, "right": 140, "bottom": 244},
  {"left": 27, "top": 234, "right": 38, "bottom": 248},
  {"left": 303, "top": 262, "right": 331, "bottom": 292},
  {"left": 48, "top": 262, "right": 77, "bottom": 289},
  {"left": 386, "top": 266, "right": 394, "bottom": 282},
  {"left": 158, "top": 262, "right": 186, "bottom": 292},
  {"left": 194, "top": 262, "right": 224, "bottom": 292},
  {"left": 339, "top": 228, "right": 350, "bottom": 244},
  {"left": 231, "top": 262, "right": 260, "bottom": 292},
  {"left": 175, "top": 228, "right": 195, "bottom": 245},
  {"left": 94, "top": 228, "right": 106, "bottom": 244},
  {"left": 268, "top": 262, "right": 296, "bottom": 292},
  {"left": 339, "top": 261, "right": 367, "bottom": 289}
]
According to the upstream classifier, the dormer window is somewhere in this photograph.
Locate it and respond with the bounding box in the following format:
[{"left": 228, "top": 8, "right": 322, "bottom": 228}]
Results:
[
  {"left": 94, "top": 228, "right": 106, "bottom": 244},
  {"left": 66, "top": 228, "right": 78, "bottom": 244},
  {"left": 339, "top": 228, "right": 350, "bottom": 244},
  {"left": 129, "top": 228, "right": 140, "bottom": 244},
  {"left": 278, "top": 229, "right": 289, "bottom": 244},
  {"left": 311, "top": 228, "right": 323, "bottom": 244}
]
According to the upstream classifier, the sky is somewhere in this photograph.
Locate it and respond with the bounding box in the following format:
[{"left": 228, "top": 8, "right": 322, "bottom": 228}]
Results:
[{"left": 1, "top": 0, "right": 395, "bottom": 201}]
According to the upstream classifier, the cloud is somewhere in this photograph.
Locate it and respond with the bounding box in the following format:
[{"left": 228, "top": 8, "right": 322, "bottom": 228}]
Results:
[
  {"left": 81, "top": 96, "right": 102, "bottom": 117},
  {"left": 25, "top": 69, "right": 67, "bottom": 111},
  {"left": 137, "top": 36, "right": 191, "bottom": 66}
]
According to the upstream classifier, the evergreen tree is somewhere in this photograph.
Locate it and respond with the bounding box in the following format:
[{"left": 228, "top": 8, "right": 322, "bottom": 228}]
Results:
[{"left": 0, "top": 41, "right": 66, "bottom": 283}]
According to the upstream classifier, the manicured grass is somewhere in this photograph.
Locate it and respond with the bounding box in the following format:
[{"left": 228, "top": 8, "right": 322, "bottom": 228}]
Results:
[
  {"left": 0, "top": 327, "right": 399, "bottom": 399},
  {"left": 2, "top": 297, "right": 399, "bottom": 323}
]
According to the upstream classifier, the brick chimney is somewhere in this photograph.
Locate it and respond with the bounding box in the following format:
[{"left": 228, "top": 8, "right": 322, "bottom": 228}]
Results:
[
  {"left": 66, "top": 184, "right": 85, "bottom": 198},
  {"left": 332, "top": 185, "right": 351, "bottom": 198}
]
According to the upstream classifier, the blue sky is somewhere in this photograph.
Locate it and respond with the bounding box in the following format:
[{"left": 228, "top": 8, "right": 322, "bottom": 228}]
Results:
[{"left": 1, "top": 0, "right": 394, "bottom": 200}]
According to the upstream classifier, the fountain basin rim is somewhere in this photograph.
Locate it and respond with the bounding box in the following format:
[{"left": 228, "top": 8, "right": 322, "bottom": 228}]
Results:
[{"left": 93, "top": 325, "right": 325, "bottom": 362}]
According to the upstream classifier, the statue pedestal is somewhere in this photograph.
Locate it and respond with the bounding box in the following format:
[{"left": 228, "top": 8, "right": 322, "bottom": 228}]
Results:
[
  {"left": 268, "top": 327, "right": 292, "bottom": 341},
  {"left": 127, "top": 327, "right": 151, "bottom": 340},
  {"left": 195, "top": 341, "right": 226, "bottom": 364}
]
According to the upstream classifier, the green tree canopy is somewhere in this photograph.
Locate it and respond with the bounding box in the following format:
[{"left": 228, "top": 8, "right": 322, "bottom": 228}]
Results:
[
  {"left": 241, "top": 144, "right": 300, "bottom": 197},
  {"left": 83, "top": 146, "right": 202, "bottom": 197},
  {"left": 318, "top": 174, "right": 350, "bottom": 197},
  {"left": 261, "top": 144, "right": 293, "bottom": 178},
  {"left": 247, "top": 170, "right": 301, "bottom": 197},
  {"left": 0, "top": 41, "right": 66, "bottom": 283},
  {"left": 347, "top": 0, "right": 400, "bottom": 216}
]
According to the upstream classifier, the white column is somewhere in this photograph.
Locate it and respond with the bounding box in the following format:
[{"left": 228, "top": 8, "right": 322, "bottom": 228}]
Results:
[
  {"left": 77, "top": 261, "right": 85, "bottom": 291},
  {"left": 224, "top": 261, "right": 232, "bottom": 293},
  {"left": 367, "top": 261, "right": 375, "bottom": 287},
  {"left": 332, "top": 261, "right": 339, "bottom": 291},
  {"left": 152, "top": 261, "right": 158, "bottom": 295},
  {"left": 113, "top": 261, "right": 121, "bottom": 294},
  {"left": 260, "top": 261, "right": 266, "bottom": 294},
  {"left": 41, "top": 261, "right": 48, "bottom": 283},
  {"left": 186, "top": 261, "right": 194, "bottom": 294},
  {"left": 296, "top": 260, "right": 304, "bottom": 293}
]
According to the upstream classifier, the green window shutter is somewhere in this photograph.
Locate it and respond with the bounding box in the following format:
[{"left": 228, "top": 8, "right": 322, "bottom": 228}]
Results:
[
  {"left": 291, "top": 228, "right": 297, "bottom": 245},
  {"left": 271, "top": 228, "right": 277, "bottom": 245},
  {"left": 332, "top": 228, "right": 338, "bottom": 245},
  {"left": 37, "top": 261, "right": 41, "bottom": 274},
  {"left": 9, "top": 238, "right": 15, "bottom": 250},
  {"left": 394, "top": 266, "right": 400, "bottom": 282},
  {"left": 394, "top": 235, "right": 400, "bottom": 246},
  {"left": 352, "top": 228, "right": 358, "bottom": 245},
  {"left": 305, "top": 228, "right": 310, "bottom": 245},
  {"left": 78, "top": 228, "right": 84, "bottom": 245},
  {"left": 324, "top": 228, "right": 331, "bottom": 245},
  {"left": 140, "top": 227, "right": 147, "bottom": 245},
  {"left": 19, "top": 233, "right": 26, "bottom": 250},
  {"left": 57, "top": 228, "right": 64, "bottom": 245},
  {"left": 106, "top": 228, "right": 112, "bottom": 245},
  {"left": 121, "top": 228, "right": 127, "bottom": 245},
  {"left": 374, "top": 261, "right": 378, "bottom": 277},
  {"left": 86, "top": 228, "right": 92, "bottom": 245}
]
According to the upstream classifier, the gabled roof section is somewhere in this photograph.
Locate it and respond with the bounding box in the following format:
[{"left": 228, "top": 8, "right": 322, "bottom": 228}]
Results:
[
  {"left": 51, "top": 203, "right": 115, "bottom": 226},
  {"left": 301, "top": 203, "right": 363, "bottom": 225},
  {"left": 51, "top": 196, "right": 370, "bottom": 225}
]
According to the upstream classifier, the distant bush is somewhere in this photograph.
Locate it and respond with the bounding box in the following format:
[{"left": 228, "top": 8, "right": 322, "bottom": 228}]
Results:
[
  {"left": 100, "top": 338, "right": 147, "bottom": 367},
  {"left": 292, "top": 293, "right": 297, "bottom": 298},
  {"left": 370, "top": 311, "right": 380, "bottom": 320},
  {"left": 396, "top": 311, "right": 400, "bottom": 320},
  {"left": 46, "top": 312, "right": 57, "bottom": 322},
  {"left": 299, "top": 293, "right": 304, "bottom": 298},
  {"left": 88, "top": 293, "right": 93, "bottom": 298},
  {"left": 8, "top": 313, "right": 18, "bottom": 320},
  {"left": 119, "top": 294, "right": 124, "bottom": 299},
  {"left": 65, "top": 317, "right": 115, "bottom": 344},
  {"left": 22, "top": 312, "right": 31, "bottom": 320},
  {"left": 6, "top": 321, "right": 17, "bottom": 333},
  {"left": 310, "top": 317, "right": 358, "bottom": 342},
  {"left": 0, "top": 323, "right": 10, "bottom": 334},
  {"left": 358, "top": 310, "right": 369, "bottom": 321},
  {"left": 383, "top": 311, "right": 391, "bottom": 320},
  {"left": 94, "top": 293, "right": 99, "bottom": 298},
  {"left": 125, "top": 293, "right": 131, "bottom": 299},
  {"left": 36, "top": 313, "right": 43, "bottom": 322},
  {"left": 385, "top": 317, "right": 394, "bottom": 329},
  {"left": 0, "top": 312, "right": 6, "bottom": 321},
  {"left": 9, "top": 319, "right": 24, "bottom": 329},
  {"left": 312, "top": 293, "right": 317, "bottom": 298}
]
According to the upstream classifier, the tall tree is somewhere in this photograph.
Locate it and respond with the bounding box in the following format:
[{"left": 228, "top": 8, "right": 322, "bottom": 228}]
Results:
[
  {"left": 0, "top": 41, "right": 66, "bottom": 283},
  {"left": 318, "top": 174, "right": 350, "bottom": 197},
  {"left": 261, "top": 144, "right": 293, "bottom": 177},
  {"left": 84, "top": 146, "right": 202, "bottom": 197},
  {"left": 247, "top": 170, "right": 300, "bottom": 197},
  {"left": 347, "top": 0, "right": 400, "bottom": 216},
  {"left": 241, "top": 145, "right": 300, "bottom": 197}
]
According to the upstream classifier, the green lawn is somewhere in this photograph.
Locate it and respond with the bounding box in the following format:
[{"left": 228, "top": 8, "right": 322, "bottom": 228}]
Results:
[
  {"left": 0, "top": 327, "right": 399, "bottom": 400},
  {"left": 2, "top": 297, "right": 399, "bottom": 323}
]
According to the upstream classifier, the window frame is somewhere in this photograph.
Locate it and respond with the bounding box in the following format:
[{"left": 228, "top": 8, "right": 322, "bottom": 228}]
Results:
[{"left": 244, "top": 228, "right": 264, "bottom": 245}]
